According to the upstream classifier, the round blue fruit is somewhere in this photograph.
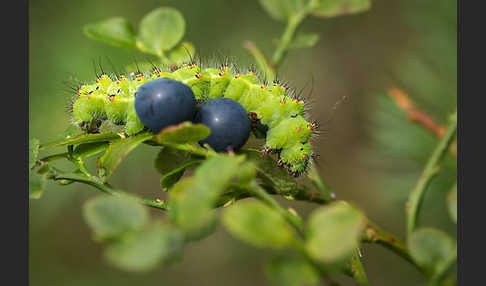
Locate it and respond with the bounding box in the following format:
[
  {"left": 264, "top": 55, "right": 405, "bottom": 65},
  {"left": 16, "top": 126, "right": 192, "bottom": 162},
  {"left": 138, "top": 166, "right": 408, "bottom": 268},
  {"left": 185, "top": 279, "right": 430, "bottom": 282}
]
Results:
[
  {"left": 135, "top": 78, "right": 196, "bottom": 132},
  {"left": 194, "top": 98, "right": 251, "bottom": 152}
]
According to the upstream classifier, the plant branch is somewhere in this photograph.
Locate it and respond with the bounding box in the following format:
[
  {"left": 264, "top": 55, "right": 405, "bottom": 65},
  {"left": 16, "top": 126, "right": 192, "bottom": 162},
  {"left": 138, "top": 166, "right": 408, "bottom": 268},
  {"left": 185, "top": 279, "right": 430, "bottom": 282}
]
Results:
[
  {"left": 387, "top": 87, "right": 446, "bottom": 138},
  {"left": 272, "top": 10, "right": 309, "bottom": 68},
  {"left": 406, "top": 111, "right": 457, "bottom": 238},
  {"left": 244, "top": 41, "right": 275, "bottom": 81},
  {"left": 249, "top": 181, "right": 306, "bottom": 235}
]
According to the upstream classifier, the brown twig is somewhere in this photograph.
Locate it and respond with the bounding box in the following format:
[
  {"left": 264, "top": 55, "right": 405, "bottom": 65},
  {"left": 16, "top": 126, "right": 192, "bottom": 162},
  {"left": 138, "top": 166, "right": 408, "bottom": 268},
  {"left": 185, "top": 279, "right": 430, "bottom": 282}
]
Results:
[{"left": 387, "top": 87, "right": 447, "bottom": 138}]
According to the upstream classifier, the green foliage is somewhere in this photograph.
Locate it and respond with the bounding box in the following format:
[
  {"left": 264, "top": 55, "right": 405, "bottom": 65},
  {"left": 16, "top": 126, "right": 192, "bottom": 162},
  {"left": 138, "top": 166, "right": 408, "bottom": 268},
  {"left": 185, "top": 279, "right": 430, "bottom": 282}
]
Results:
[
  {"left": 265, "top": 255, "right": 319, "bottom": 286},
  {"left": 154, "top": 122, "right": 210, "bottom": 145},
  {"left": 305, "top": 202, "right": 365, "bottom": 264},
  {"left": 83, "top": 17, "right": 137, "bottom": 49},
  {"left": 258, "top": 0, "right": 304, "bottom": 22},
  {"left": 408, "top": 228, "right": 457, "bottom": 278},
  {"left": 83, "top": 196, "right": 149, "bottom": 241},
  {"left": 447, "top": 183, "right": 457, "bottom": 224},
  {"left": 30, "top": 2, "right": 457, "bottom": 285},
  {"left": 83, "top": 7, "right": 193, "bottom": 65},
  {"left": 154, "top": 147, "right": 202, "bottom": 191},
  {"left": 104, "top": 223, "right": 184, "bottom": 272},
  {"left": 137, "top": 7, "right": 185, "bottom": 56},
  {"left": 97, "top": 132, "right": 154, "bottom": 182},
  {"left": 222, "top": 200, "right": 297, "bottom": 249},
  {"left": 169, "top": 156, "right": 250, "bottom": 237},
  {"left": 310, "top": 0, "right": 371, "bottom": 18}
]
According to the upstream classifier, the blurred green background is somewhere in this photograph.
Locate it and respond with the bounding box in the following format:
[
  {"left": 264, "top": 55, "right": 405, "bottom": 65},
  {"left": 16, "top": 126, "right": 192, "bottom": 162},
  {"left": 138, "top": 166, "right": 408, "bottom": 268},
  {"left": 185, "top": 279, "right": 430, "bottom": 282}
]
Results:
[{"left": 29, "top": 0, "right": 457, "bottom": 285}]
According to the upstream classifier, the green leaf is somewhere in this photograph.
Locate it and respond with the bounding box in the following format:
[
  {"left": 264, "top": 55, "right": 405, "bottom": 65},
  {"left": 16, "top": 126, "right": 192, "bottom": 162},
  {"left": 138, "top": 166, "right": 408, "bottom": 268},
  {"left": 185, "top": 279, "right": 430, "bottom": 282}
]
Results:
[
  {"left": 265, "top": 255, "right": 320, "bottom": 286},
  {"left": 72, "top": 142, "right": 109, "bottom": 159},
  {"left": 29, "top": 169, "right": 47, "bottom": 199},
  {"left": 40, "top": 132, "right": 121, "bottom": 149},
  {"left": 168, "top": 41, "right": 196, "bottom": 65},
  {"left": 408, "top": 228, "right": 457, "bottom": 275},
  {"left": 137, "top": 7, "right": 185, "bottom": 56},
  {"left": 29, "top": 138, "right": 40, "bottom": 169},
  {"left": 104, "top": 224, "right": 185, "bottom": 272},
  {"left": 306, "top": 202, "right": 366, "bottom": 264},
  {"left": 447, "top": 183, "right": 457, "bottom": 224},
  {"left": 241, "top": 149, "right": 299, "bottom": 197},
  {"left": 97, "top": 132, "right": 154, "bottom": 182},
  {"left": 258, "top": 0, "right": 304, "bottom": 22},
  {"left": 289, "top": 33, "right": 319, "bottom": 49},
  {"left": 83, "top": 17, "right": 137, "bottom": 49},
  {"left": 222, "top": 200, "right": 296, "bottom": 249},
  {"left": 154, "top": 147, "right": 202, "bottom": 191},
  {"left": 311, "top": 0, "right": 371, "bottom": 18},
  {"left": 169, "top": 155, "right": 247, "bottom": 237},
  {"left": 154, "top": 122, "right": 210, "bottom": 144},
  {"left": 83, "top": 196, "right": 149, "bottom": 241}
]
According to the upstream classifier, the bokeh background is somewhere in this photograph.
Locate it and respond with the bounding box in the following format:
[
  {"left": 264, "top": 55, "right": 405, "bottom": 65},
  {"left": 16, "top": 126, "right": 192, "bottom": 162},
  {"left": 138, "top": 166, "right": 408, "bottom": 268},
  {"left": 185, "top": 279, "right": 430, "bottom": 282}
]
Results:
[{"left": 29, "top": 0, "right": 457, "bottom": 285}]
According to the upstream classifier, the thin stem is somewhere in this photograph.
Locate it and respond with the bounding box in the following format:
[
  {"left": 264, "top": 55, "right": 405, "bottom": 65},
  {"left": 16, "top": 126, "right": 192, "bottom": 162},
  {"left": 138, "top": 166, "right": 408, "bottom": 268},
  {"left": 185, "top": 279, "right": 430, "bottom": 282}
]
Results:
[
  {"left": 272, "top": 10, "right": 308, "bottom": 68},
  {"left": 39, "top": 152, "right": 69, "bottom": 162},
  {"left": 244, "top": 41, "right": 275, "bottom": 81},
  {"left": 406, "top": 111, "right": 457, "bottom": 238},
  {"left": 54, "top": 174, "right": 169, "bottom": 210},
  {"left": 249, "top": 181, "right": 305, "bottom": 235}
]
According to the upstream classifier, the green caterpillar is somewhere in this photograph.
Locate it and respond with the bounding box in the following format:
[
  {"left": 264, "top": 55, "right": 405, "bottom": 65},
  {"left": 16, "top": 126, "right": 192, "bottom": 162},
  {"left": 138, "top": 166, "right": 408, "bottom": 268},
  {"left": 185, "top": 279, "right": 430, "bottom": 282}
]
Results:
[{"left": 72, "top": 63, "right": 318, "bottom": 176}]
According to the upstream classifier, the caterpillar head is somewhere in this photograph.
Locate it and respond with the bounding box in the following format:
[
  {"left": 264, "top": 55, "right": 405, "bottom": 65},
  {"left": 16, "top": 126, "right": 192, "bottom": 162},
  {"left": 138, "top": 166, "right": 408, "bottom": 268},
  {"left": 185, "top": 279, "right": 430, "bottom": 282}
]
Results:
[{"left": 279, "top": 142, "right": 311, "bottom": 175}]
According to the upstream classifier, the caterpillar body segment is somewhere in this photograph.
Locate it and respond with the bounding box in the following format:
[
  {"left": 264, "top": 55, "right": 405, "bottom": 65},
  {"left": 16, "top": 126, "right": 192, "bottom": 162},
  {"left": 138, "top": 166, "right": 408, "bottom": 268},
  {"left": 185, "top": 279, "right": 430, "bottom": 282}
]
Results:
[{"left": 72, "top": 64, "right": 317, "bottom": 175}]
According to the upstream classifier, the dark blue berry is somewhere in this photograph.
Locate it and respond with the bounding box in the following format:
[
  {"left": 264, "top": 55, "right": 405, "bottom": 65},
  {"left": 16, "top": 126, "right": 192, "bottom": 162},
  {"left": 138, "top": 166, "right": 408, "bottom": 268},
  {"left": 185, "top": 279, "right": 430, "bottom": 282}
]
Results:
[
  {"left": 194, "top": 98, "right": 251, "bottom": 152},
  {"left": 135, "top": 78, "right": 196, "bottom": 132}
]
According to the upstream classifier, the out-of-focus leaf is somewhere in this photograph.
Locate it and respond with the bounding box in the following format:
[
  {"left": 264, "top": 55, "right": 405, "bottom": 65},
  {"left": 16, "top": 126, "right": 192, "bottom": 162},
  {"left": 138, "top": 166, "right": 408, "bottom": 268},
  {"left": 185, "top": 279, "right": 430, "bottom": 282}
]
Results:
[
  {"left": 83, "top": 196, "right": 149, "bottom": 241},
  {"left": 265, "top": 255, "right": 320, "bottom": 286},
  {"left": 274, "top": 33, "right": 319, "bottom": 49},
  {"left": 104, "top": 224, "right": 185, "bottom": 272},
  {"left": 73, "top": 142, "right": 109, "bottom": 159},
  {"left": 124, "top": 62, "right": 158, "bottom": 74},
  {"left": 447, "top": 183, "right": 457, "bottom": 224},
  {"left": 306, "top": 202, "right": 366, "bottom": 264},
  {"left": 168, "top": 41, "right": 196, "bottom": 65},
  {"left": 40, "top": 132, "right": 121, "bottom": 149},
  {"left": 154, "top": 147, "right": 202, "bottom": 191},
  {"left": 137, "top": 7, "right": 185, "bottom": 56},
  {"left": 408, "top": 228, "right": 457, "bottom": 275},
  {"left": 258, "top": 0, "right": 304, "bottom": 22},
  {"left": 97, "top": 132, "right": 154, "bottom": 182},
  {"left": 83, "top": 17, "right": 137, "bottom": 49},
  {"left": 241, "top": 149, "right": 299, "bottom": 197},
  {"left": 29, "top": 169, "right": 47, "bottom": 199},
  {"left": 222, "top": 200, "right": 296, "bottom": 249},
  {"left": 311, "top": 0, "right": 371, "bottom": 18},
  {"left": 169, "top": 155, "right": 248, "bottom": 237},
  {"left": 29, "top": 138, "right": 40, "bottom": 169},
  {"left": 154, "top": 122, "right": 210, "bottom": 144}
]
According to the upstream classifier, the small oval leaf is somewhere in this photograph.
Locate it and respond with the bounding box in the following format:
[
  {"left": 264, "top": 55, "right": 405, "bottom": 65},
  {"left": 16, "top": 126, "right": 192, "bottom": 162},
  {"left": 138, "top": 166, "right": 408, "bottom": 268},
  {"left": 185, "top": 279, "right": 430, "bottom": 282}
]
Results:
[
  {"left": 305, "top": 202, "right": 366, "bottom": 264},
  {"left": 408, "top": 228, "right": 457, "bottom": 275},
  {"left": 265, "top": 255, "right": 320, "bottom": 286},
  {"left": 104, "top": 224, "right": 185, "bottom": 272},
  {"left": 83, "top": 17, "right": 137, "bottom": 49},
  {"left": 83, "top": 196, "right": 149, "bottom": 240},
  {"left": 137, "top": 7, "right": 186, "bottom": 56},
  {"left": 258, "top": 0, "right": 304, "bottom": 22},
  {"left": 222, "top": 200, "right": 297, "bottom": 249}
]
